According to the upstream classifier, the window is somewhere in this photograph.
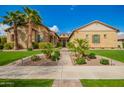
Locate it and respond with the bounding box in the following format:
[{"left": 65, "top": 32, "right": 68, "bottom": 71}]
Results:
[
  {"left": 104, "top": 34, "right": 107, "bottom": 39},
  {"left": 92, "top": 34, "right": 100, "bottom": 43},
  {"left": 36, "top": 35, "right": 43, "bottom": 42},
  {"left": 11, "top": 34, "right": 14, "bottom": 41},
  {"left": 86, "top": 34, "right": 89, "bottom": 38}
]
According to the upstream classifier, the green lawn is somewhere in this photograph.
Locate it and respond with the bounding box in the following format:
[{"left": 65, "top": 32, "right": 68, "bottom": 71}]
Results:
[
  {"left": 89, "top": 50, "right": 124, "bottom": 62},
  {"left": 80, "top": 79, "right": 124, "bottom": 87},
  {"left": 0, "top": 51, "right": 41, "bottom": 65},
  {"left": 0, "top": 79, "right": 53, "bottom": 87}
]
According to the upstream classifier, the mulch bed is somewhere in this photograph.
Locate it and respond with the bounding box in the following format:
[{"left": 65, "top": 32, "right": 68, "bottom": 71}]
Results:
[{"left": 17, "top": 59, "right": 58, "bottom": 66}]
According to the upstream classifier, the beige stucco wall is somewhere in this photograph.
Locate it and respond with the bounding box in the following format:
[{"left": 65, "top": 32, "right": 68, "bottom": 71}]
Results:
[
  {"left": 117, "top": 40, "right": 124, "bottom": 48},
  {"left": 69, "top": 22, "right": 118, "bottom": 48},
  {"left": 7, "top": 26, "right": 29, "bottom": 48},
  {"left": 38, "top": 26, "right": 50, "bottom": 42},
  {"left": 6, "top": 25, "right": 51, "bottom": 49}
]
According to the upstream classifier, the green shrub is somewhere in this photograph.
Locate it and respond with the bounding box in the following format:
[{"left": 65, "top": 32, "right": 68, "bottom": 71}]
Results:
[
  {"left": 75, "top": 57, "right": 86, "bottom": 64},
  {"left": 51, "top": 50, "right": 60, "bottom": 61},
  {"left": 32, "top": 42, "right": 38, "bottom": 49},
  {"left": 39, "top": 42, "right": 54, "bottom": 49},
  {"left": 27, "top": 48, "right": 32, "bottom": 51},
  {"left": 31, "top": 55, "right": 41, "bottom": 61},
  {"left": 0, "top": 44, "right": 3, "bottom": 49},
  {"left": 67, "top": 42, "right": 74, "bottom": 49},
  {"left": 88, "top": 53, "right": 96, "bottom": 59},
  {"left": 0, "top": 37, "right": 7, "bottom": 45},
  {"left": 56, "top": 42, "right": 62, "bottom": 48},
  {"left": 41, "top": 49, "right": 47, "bottom": 54},
  {"left": 100, "top": 58, "right": 109, "bottom": 65},
  {"left": 4, "top": 43, "right": 14, "bottom": 49},
  {"left": 122, "top": 42, "right": 124, "bottom": 48},
  {"left": 40, "top": 42, "right": 60, "bottom": 60},
  {"left": 41, "top": 49, "right": 51, "bottom": 57}
]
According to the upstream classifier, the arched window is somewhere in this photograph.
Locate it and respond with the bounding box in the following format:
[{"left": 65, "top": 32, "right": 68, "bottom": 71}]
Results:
[
  {"left": 92, "top": 34, "right": 100, "bottom": 43},
  {"left": 36, "top": 34, "right": 43, "bottom": 42}
]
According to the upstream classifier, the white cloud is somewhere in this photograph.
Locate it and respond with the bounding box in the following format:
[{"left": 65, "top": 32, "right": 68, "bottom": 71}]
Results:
[
  {"left": 118, "top": 32, "right": 124, "bottom": 39},
  {"left": 118, "top": 32, "right": 124, "bottom": 35},
  {"left": 49, "top": 25, "right": 59, "bottom": 33},
  {"left": 0, "top": 24, "right": 10, "bottom": 36},
  {"left": 67, "top": 31, "right": 71, "bottom": 34}
]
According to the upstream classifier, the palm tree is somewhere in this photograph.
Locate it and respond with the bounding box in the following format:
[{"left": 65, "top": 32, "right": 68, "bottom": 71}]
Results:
[
  {"left": 74, "top": 39, "right": 89, "bottom": 57},
  {"left": 1, "top": 11, "right": 25, "bottom": 50},
  {"left": 23, "top": 7, "right": 42, "bottom": 49},
  {"left": 67, "top": 42, "right": 79, "bottom": 57}
]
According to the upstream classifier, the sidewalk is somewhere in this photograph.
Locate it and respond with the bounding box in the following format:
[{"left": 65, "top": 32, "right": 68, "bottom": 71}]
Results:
[{"left": 0, "top": 66, "right": 124, "bottom": 79}]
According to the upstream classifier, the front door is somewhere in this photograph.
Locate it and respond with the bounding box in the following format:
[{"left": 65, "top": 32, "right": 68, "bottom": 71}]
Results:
[{"left": 62, "top": 40, "right": 66, "bottom": 47}]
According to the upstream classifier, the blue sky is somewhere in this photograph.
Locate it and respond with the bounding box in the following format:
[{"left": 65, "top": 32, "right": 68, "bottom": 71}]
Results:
[{"left": 0, "top": 5, "right": 124, "bottom": 35}]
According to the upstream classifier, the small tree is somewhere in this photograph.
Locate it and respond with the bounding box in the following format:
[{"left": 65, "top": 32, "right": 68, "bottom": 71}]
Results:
[
  {"left": 67, "top": 39, "right": 89, "bottom": 57},
  {"left": 67, "top": 42, "right": 78, "bottom": 57},
  {"left": 67, "top": 42, "right": 74, "bottom": 49},
  {"left": 41, "top": 43, "right": 54, "bottom": 58},
  {"left": 74, "top": 39, "right": 89, "bottom": 57}
]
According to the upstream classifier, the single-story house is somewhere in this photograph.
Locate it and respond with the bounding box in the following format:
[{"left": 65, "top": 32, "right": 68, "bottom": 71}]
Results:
[
  {"left": 59, "top": 33, "right": 69, "bottom": 47},
  {"left": 49, "top": 30, "right": 60, "bottom": 45},
  {"left": 5, "top": 24, "right": 59, "bottom": 49},
  {"left": 68, "top": 20, "right": 119, "bottom": 49},
  {"left": 117, "top": 34, "right": 124, "bottom": 48}
]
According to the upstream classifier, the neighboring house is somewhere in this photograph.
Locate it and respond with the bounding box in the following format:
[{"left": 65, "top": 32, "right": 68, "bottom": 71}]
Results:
[
  {"left": 117, "top": 34, "right": 124, "bottom": 48},
  {"left": 60, "top": 33, "right": 69, "bottom": 47},
  {"left": 49, "top": 31, "right": 60, "bottom": 45},
  {"left": 68, "top": 20, "right": 119, "bottom": 49},
  {"left": 5, "top": 24, "right": 59, "bottom": 49}
]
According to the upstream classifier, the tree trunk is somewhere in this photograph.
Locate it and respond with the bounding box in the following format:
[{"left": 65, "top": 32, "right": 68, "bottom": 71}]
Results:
[
  {"left": 28, "top": 20, "right": 32, "bottom": 49},
  {"left": 13, "top": 25, "right": 18, "bottom": 50}
]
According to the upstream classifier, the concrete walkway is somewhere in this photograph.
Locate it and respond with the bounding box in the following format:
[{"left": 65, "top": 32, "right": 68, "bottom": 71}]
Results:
[
  {"left": 52, "top": 79, "right": 82, "bottom": 87},
  {"left": 52, "top": 48, "right": 82, "bottom": 87},
  {"left": 57, "top": 48, "right": 73, "bottom": 66}
]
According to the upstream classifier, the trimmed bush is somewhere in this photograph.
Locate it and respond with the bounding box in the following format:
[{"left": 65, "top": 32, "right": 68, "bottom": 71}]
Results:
[
  {"left": 27, "top": 48, "right": 32, "bottom": 51},
  {"left": 56, "top": 42, "right": 62, "bottom": 48},
  {"left": 39, "top": 42, "right": 53, "bottom": 49},
  {"left": 31, "top": 55, "right": 41, "bottom": 61},
  {"left": 41, "top": 49, "right": 47, "bottom": 54},
  {"left": 123, "top": 42, "right": 124, "bottom": 48},
  {"left": 0, "top": 44, "right": 3, "bottom": 49},
  {"left": 32, "top": 42, "right": 38, "bottom": 49},
  {"left": 4, "top": 43, "right": 14, "bottom": 49},
  {"left": 88, "top": 53, "right": 96, "bottom": 59},
  {"left": 75, "top": 57, "right": 86, "bottom": 64},
  {"left": 51, "top": 50, "right": 60, "bottom": 61},
  {"left": 100, "top": 58, "right": 109, "bottom": 65},
  {"left": 0, "top": 37, "right": 7, "bottom": 45}
]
